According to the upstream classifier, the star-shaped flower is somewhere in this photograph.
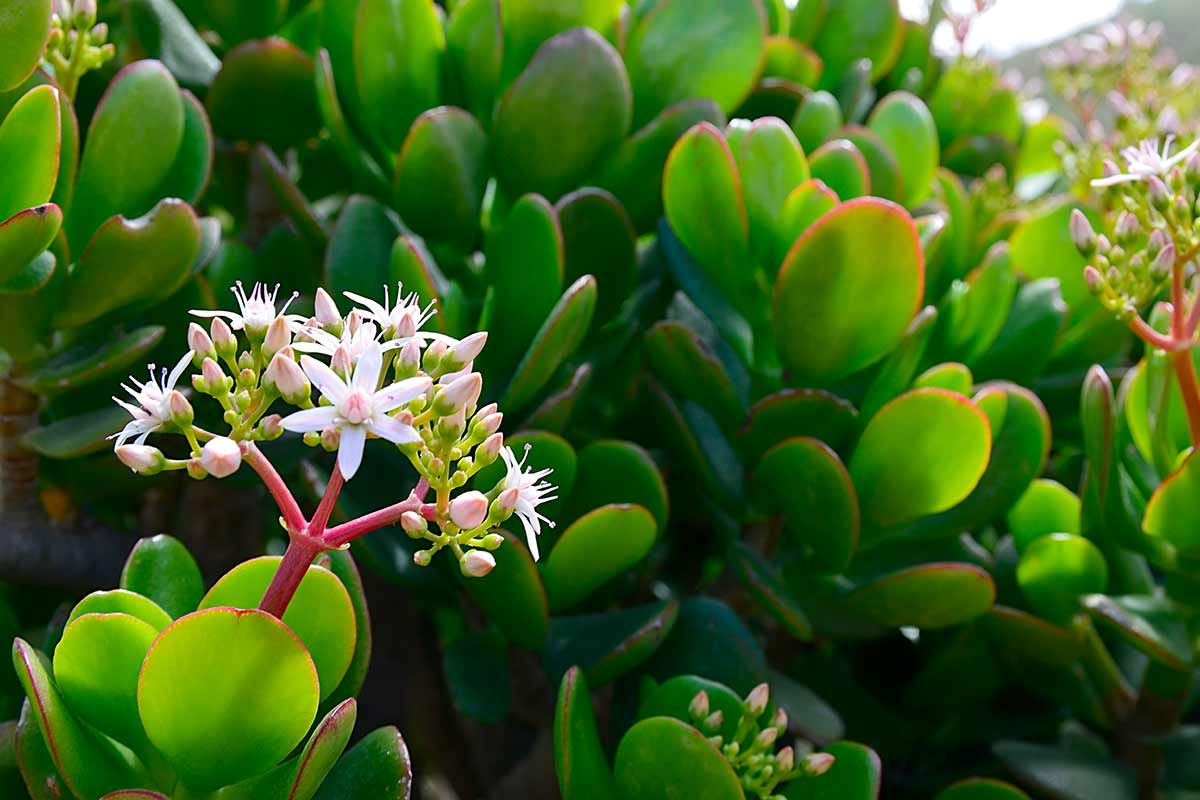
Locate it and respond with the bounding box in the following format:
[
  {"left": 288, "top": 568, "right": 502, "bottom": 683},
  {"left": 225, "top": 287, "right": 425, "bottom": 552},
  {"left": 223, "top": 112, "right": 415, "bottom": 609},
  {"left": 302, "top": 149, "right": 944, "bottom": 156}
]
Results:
[
  {"left": 190, "top": 281, "right": 303, "bottom": 335},
  {"left": 499, "top": 444, "right": 557, "bottom": 560},
  {"left": 1092, "top": 136, "right": 1200, "bottom": 187},
  {"left": 344, "top": 283, "right": 437, "bottom": 340},
  {"left": 110, "top": 352, "right": 192, "bottom": 446}
]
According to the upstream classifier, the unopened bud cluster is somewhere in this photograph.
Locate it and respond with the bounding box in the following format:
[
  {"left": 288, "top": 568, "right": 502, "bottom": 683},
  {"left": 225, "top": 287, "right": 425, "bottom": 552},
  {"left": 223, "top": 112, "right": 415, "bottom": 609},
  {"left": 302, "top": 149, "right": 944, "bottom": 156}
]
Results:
[
  {"left": 688, "top": 684, "right": 833, "bottom": 799},
  {"left": 44, "top": 0, "right": 115, "bottom": 99}
]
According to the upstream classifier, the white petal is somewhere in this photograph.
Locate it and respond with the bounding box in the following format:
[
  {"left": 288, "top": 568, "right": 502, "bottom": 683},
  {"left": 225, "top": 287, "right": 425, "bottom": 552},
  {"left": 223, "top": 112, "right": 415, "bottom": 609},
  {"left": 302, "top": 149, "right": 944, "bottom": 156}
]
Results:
[
  {"left": 109, "top": 418, "right": 159, "bottom": 445},
  {"left": 165, "top": 351, "right": 193, "bottom": 392},
  {"left": 368, "top": 414, "right": 421, "bottom": 445},
  {"left": 374, "top": 376, "right": 433, "bottom": 412},
  {"left": 518, "top": 514, "right": 540, "bottom": 561},
  {"left": 343, "top": 291, "right": 389, "bottom": 321},
  {"left": 190, "top": 309, "right": 244, "bottom": 329},
  {"left": 338, "top": 424, "right": 367, "bottom": 479},
  {"left": 1090, "top": 173, "right": 1140, "bottom": 188},
  {"left": 353, "top": 343, "right": 383, "bottom": 391},
  {"left": 300, "top": 356, "right": 349, "bottom": 404},
  {"left": 279, "top": 406, "right": 339, "bottom": 433}
]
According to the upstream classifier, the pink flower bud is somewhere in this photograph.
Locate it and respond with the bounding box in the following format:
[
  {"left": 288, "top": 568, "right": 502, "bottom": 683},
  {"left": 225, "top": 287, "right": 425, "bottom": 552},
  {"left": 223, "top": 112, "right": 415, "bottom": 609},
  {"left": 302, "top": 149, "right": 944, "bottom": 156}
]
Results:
[
  {"left": 435, "top": 372, "right": 482, "bottom": 415},
  {"left": 771, "top": 707, "right": 788, "bottom": 731},
  {"left": 802, "top": 752, "right": 835, "bottom": 777},
  {"left": 315, "top": 288, "right": 341, "bottom": 328},
  {"left": 460, "top": 550, "right": 496, "bottom": 578},
  {"left": 689, "top": 691, "right": 710, "bottom": 720},
  {"left": 263, "top": 316, "right": 291, "bottom": 358},
  {"left": 450, "top": 490, "right": 489, "bottom": 530},
  {"left": 168, "top": 390, "right": 193, "bottom": 426},
  {"left": 395, "top": 339, "right": 422, "bottom": 378},
  {"left": 401, "top": 510, "right": 427, "bottom": 537},
  {"left": 476, "top": 433, "right": 503, "bottom": 464},
  {"left": 201, "top": 357, "right": 226, "bottom": 392},
  {"left": 115, "top": 444, "right": 164, "bottom": 474},
  {"left": 260, "top": 414, "right": 283, "bottom": 439},
  {"left": 331, "top": 346, "right": 353, "bottom": 378},
  {"left": 265, "top": 352, "right": 308, "bottom": 401},
  {"left": 450, "top": 331, "right": 488, "bottom": 364},
  {"left": 1069, "top": 209, "right": 1096, "bottom": 256},
  {"left": 745, "top": 683, "right": 770, "bottom": 716},
  {"left": 188, "top": 322, "right": 215, "bottom": 361},
  {"left": 492, "top": 486, "right": 520, "bottom": 518},
  {"left": 475, "top": 402, "right": 498, "bottom": 419},
  {"left": 477, "top": 412, "right": 503, "bottom": 436},
  {"left": 776, "top": 746, "right": 795, "bottom": 773},
  {"left": 200, "top": 436, "right": 242, "bottom": 478},
  {"left": 755, "top": 726, "right": 778, "bottom": 748},
  {"left": 211, "top": 317, "right": 236, "bottom": 356},
  {"left": 394, "top": 307, "right": 418, "bottom": 339}
]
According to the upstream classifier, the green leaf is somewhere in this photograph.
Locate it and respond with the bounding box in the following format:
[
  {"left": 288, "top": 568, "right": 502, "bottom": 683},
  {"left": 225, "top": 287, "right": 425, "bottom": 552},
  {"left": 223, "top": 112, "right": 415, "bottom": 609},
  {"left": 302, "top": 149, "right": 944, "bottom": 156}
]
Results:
[
  {"left": 394, "top": 107, "right": 487, "bottom": 248},
  {"left": 637, "top": 675, "right": 744, "bottom": 740},
  {"left": 324, "top": 194, "right": 401, "bottom": 298},
  {"left": 354, "top": 0, "right": 443, "bottom": 152},
  {"left": 841, "top": 125, "right": 903, "bottom": 202},
  {"left": 936, "top": 779, "right": 1031, "bottom": 800},
  {"left": 776, "top": 179, "right": 838, "bottom": 263},
  {"left": 15, "top": 700, "right": 64, "bottom": 800},
  {"left": 443, "top": 630, "right": 510, "bottom": 724},
  {"left": 1144, "top": 450, "right": 1200, "bottom": 556},
  {"left": 762, "top": 35, "right": 823, "bottom": 87},
  {"left": 53, "top": 613, "right": 159, "bottom": 749},
  {"left": 153, "top": 89, "right": 212, "bottom": 205},
  {"left": 931, "top": 243, "right": 1019, "bottom": 366},
  {"left": 564, "top": 440, "right": 668, "bottom": 532},
  {"left": 593, "top": 98, "right": 725, "bottom": 232},
  {"left": 463, "top": 529, "right": 549, "bottom": 650},
  {"left": 813, "top": 0, "right": 902, "bottom": 88},
  {"left": 850, "top": 388, "right": 991, "bottom": 529},
  {"left": 55, "top": 198, "right": 201, "bottom": 328},
  {"left": 785, "top": 741, "right": 881, "bottom": 799},
  {"left": 389, "top": 234, "right": 456, "bottom": 333},
  {"left": 846, "top": 563, "right": 995, "bottom": 629},
  {"left": 138, "top": 608, "right": 319, "bottom": 792},
  {"left": 730, "top": 542, "right": 813, "bottom": 639},
  {"left": 0, "top": 84, "right": 60, "bottom": 221},
  {"left": 311, "top": 726, "right": 412, "bottom": 800},
  {"left": 986, "top": 606, "right": 1082, "bottom": 669},
  {"left": 67, "top": 60, "right": 185, "bottom": 251},
  {"left": 445, "top": 0, "right": 502, "bottom": 123},
  {"left": 791, "top": 89, "right": 842, "bottom": 153},
  {"left": 809, "top": 139, "right": 869, "bottom": 199},
  {"left": 545, "top": 600, "right": 679, "bottom": 687},
  {"left": 194, "top": 0, "right": 285, "bottom": 43},
  {"left": 13, "top": 639, "right": 146, "bottom": 799},
  {"left": 867, "top": 90, "right": 939, "bottom": 206},
  {"left": 120, "top": 534, "right": 206, "bottom": 619},
  {"left": 626, "top": 0, "right": 766, "bottom": 125},
  {"left": 314, "top": 49, "right": 389, "bottom": 194},
  {"left": 773, "top": 197, "right": 922, "bottom": 384},
  {"left": 493, "top": 28, "right": 631, "bottom": 198},
  {"left": 770, "top": 669, "right": 845, "bottom": 744},
  {"left": 15, "top": 325, "right": 164, "bottom": 395},
  {"left": 1082, "top": 594, "right": 1192, "bottom": 670},
  {"left": 544, "top": 504, "right": 658, "bottom": 612},
  {"left": 555, "top": 667, "right": 620, "bottom": 800},
  {"left": 126, "top": 0, "right": 220, "bottom": 88},
  {"left": 1017, "top": 533, "right": 1108, "bottom": 625},
  {"left": 21, "top": 405, "right": 129, "bottom": 459},
  {"left": 735, "top": 117, "right": 810, "bottom": 268},
  {"left": 0, "top": 0, "right": 51, "bottom": 92},
  {"left": 199, "top": 556, "right": 357, "bottom": 700},
  {"left": 207, "top": 37, "right": 318, "bottom": 150},
  {"left": 740, "top": 388, "right": 858, "bottom": 465},
  {"left": 320, "top": 551, "right": 372, "bottom": 710},
  {"left": 501, "top": 274, "right": 597, "bottom": 415},
  {"left": 913, "top": 362, "right": 972, "bottom": 395},
  {"left": 1007, "top": 479, "right": 1081, "bottom": 553},
  {"left": 992, "top": 741, "right": 1135, "bottom": 800},
  {"left": 757, "top": 437, "right": 858, "bottom": 573},
  {"left": 644, "top": 320, "right": 745, "bottom": 429},
  {"left": 972, "top": 279, "right": 1067, "bottom": 385},
  {"left": 615, "top": 717, "right": 744, "bottom": 800},
  {"left": 0, "top": 203, "right": 61, "bottom": 285},
  {"left": 67, "top": 589, "right": 174, "bottom": 631},
  {"left": 556, "top": 187, "right": 637, "bottom": 323},
  {"left": 498, "top": 0, "right": 623, "bottom": 86},
  {"left": 648, "top": 597, "right": 766, "bottom": 694}
]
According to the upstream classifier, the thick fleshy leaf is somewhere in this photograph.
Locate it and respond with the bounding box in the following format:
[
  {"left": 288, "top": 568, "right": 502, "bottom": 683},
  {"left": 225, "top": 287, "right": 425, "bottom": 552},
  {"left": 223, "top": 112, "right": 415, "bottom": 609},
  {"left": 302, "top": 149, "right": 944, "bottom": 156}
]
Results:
[
  {"left": 15, "top": 700, "right": 67, "bottom": 800},
  {"left": 523, "top": 362, "right": 592, "bottom": 433},
  {"left": 314, "top": 48, "right": 390, "bottom": 194},
  {"left": 0, "top": 0, "right": 51, "bottom": 92},
  {"left": 15, "top": 324, "right": 163, "bottom": 395},
  {"left": 648, "top": 597, "right": 766, "bottom": 694},
  {"left": 858, "top": 304, "right": 937, "bottom": 420},
  {"left": 463, "top": 529, "right": 548, "bottom": 650},
  {"left": 556, "top": 187, "right": 636, "bottom": 323},
  {"left": 564, "top": 440, "right": 668, "bottom": 532},
  {"left": 813, "top": 0, "right": 901, "bottom": 88},
  {"left": 324, "top": 194, "right": 401, "bottom": 298},
  {"left": 389, "top": 235, "right": 456, "bottom": 334},
  {"left": 615, "top": 717, "right": 744, "bottom": 800},
  {"left": 644, "top": 320, "right": 744, "bottom": 429},
  {"left": 207, "top": 38, "right": 318, "bottom": 150},
  {"left": 67, "top": 60, "right": 184, "bottom": 250},
  {"left": 195, "top": 0, "right": 285, "bottom": 43},
  {"left": 445, "top": 0, "right": 502, "bottom": 124},
  {"left": 846, "top": 563, "right": 995, "bottom": 629},
  {"left": 354, "top": 0, "right": 443, "bottom": 152},
  {"left": 784, "top": 741, "right": 881, "bottom": 799},
  {"left": 735, "top": 117, "right": 810, "bottom": 268},
  {"left": 757, "top": 437, "right": 858, "bottom": 573},
  {"left": 1016, "top": 533, "right": 1108, "bottom": 625},
  {"left": 867, "top": 90, "right": 938, "bottom": 206},
  {"left": 555, "top": 667, "right": 620, "bottom": 800},
  {"left": 935, "top": 778, "right": 1030, "bottom": 800},
  {"left": 138, "top": 608, "right": 319, "bottom": 791},
  {"left": 850, "top": 388, "right": 991, "bottom": 529},
  {"left": 493, "top": 28, "right": 631, "bottom": 198},
  {"left": 55, "top": 198, "right": 201, "bottom": 328},
  {"left": 771, "top": 669, "right": 845, "bottom": 744},
  {"left": 986, "top": 606, "right": 1082, "bottom": 669},
  {"left": 126, "top": 0, "right": 220, "bottom": 88},
  {"left": 119, "top": 535, "right": 205, "bottom": 620},
  {"left": 13, "top": 639, "right": 146, "bottom": 799},
  {"left": 740, "top": 389, "right": 857, "bottom": 464},
  {"left": 0, "top": 85, "right": 60, "bottom": 221},
  {"left": 544, "top": 600, "right": 679, "bottom": 687},
  {"left": 498, "top": 0, "right": 623, "bottom": 85},
  {"left": 67, "top": 589, "right": 173, "bottom": 631},
  {"left": 773, "top": 197, "right": 921, "bottom": 384},
  {"left": 21, "top": 405, "right": 129, "bottom": 459},
  {"left": 626, "top": 0, "right": 766, "bottom": 124},
  {"left": 1082, "top": 594, "right": 1192, "bottom": 670},
  {"left": 1144, "top": 450, "right": 1200, "bottom": 556},
  {"left": 0, "top": 204, "right": 61, "bottom": 285},
  {"left": 791, "top": 89, "right": 842, "bottom": 153},
  {"left": 992, "top": 741, "right": 1135, "bottom": 800},
  {"left": 762, "top": 35, "right": 823, "bottom": 87},
  {"left": 931, "top": 243, "right": 1019, "bottom": 366},
  {"left": 730, "top": 542, "right": 813, "bottom": 639},
  {"left": 501, "top": 274, "right": 597, "bottom": 414},
  {"left": 320, "top": 551, "right": 372, "bottom": 710},
  {"left": 443, "top": 631, "right": 510, "bottom": 724},
  {"left": 199, "top": 557, "right": 357, "bottom": 699},
  {"left": 394, "top": 107, "right": 487, "bottom": 248},
  {"left": 776, "top": 179, "right": 839, "bottom": 262},
  {"left": 808, "top": 138, "right": 869, "bottom": 199},
  {"left": 593, "top": 98, "right": 725, "bottom": 232},
  {"left": 637, "top": 675, "right": 744, "bottom": 740},
  {"left": 311, "top": 726, "right": 412, "bottom": 800},
  {"left": 841, "top": 125, "right": 903, "bottom": 202},
  {"left": 1007, "top": 479, "right": 1081, "bottom": 553},
  {"left": 914, "top": 362, "right": 972, "bottom": 394},
  {"left": 479, "top": 194, "right": 564, "bottom": 378},
  {"left": 544, "top": 505, "right": 657, "bottom": 612},
  {"left": 53, "top": 613, "right": 159, "bottom": 749},
  {"left": 972, "top": 279, "right": 1067, "bottom": 385}
]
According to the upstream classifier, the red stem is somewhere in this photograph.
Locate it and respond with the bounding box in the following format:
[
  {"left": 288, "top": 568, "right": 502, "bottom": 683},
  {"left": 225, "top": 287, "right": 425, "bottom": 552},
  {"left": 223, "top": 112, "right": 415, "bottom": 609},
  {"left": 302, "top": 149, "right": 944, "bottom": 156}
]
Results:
[
  {"left": 1129, "top": 316, "right": 1181, "bottom": 352},
  {"left": 322, "top": 478, "right": 429, "bottom": 548},
  {"left": 308, "top": 466, "right": 344, "bottom": 538},
  {"left": 241, "top": 442, "right": 306, "bottom": 534},
  {"left": 258, "top": 536, "right": 323, "bottom": 618},
  {"left": 1171, "top": 350, "right": 1200, "bottom": 448}
]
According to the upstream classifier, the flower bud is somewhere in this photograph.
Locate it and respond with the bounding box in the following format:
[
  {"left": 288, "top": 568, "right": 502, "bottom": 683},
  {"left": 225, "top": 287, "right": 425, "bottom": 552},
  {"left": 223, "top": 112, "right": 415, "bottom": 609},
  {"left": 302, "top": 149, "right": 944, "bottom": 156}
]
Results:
[
  {"left": 260, "top": 414, "right": 284, "bottom": 440},
  {"left": 331, "top": 346, "right": 353, "bottom": 379},
  {"left": 1151, "top": 244, "right": 1176, "bottom": 281},
  {"left": 265, "top": 351, "right": 309, "bottom": 403},
  {"left": 1149, "top": 176, "right": 1171, "bottom": 210},
  {"left": 401, "top": 510, "right": 427, "bottom": 538},
  {"left": 703, "top": 710, "right": 724, "bottom": 731},
  {"left": 481, "top": 533, "right": 504, "bottom": 550},
  {"left": 315, "top": 288, "right": 342, "bottom": 334},
  {"left": 1083, "top": 265, "right": 1105, "bottom": 294},
  {"left": 435, "top": 372, "right": 482, "bottom": 415},
  {"left": 447, "top": 331, "right": 488, "bottom": 367},
  {"left": 422, "top": 339, "right": 448, "bottom": 374},
  {"left": 1101, "top": 159, "right": 1121, "bottom": 180},
  {"left": 1069, "top": 209, "right": 1097, "bottom": 256},
  {"left": 394, "top": 307, "right": 418, "bottom": 339},
  {"left": 755, "top": 727, "right": 778, "bottom": 749},
  {"left": 186, "top": 459, "right": 208, "bottom": 480},
  {"left": 492, "top": 486, "right": 520, "bottom": 519},
  {"left": 776, "top": 746, "right": 795, "bottom": 773},
  {"left": 188, "top": 322, "right": 215, "bottom": 363},
  {"left": 413, "top": 549, "right": 433, "bottom": 567},
  {"left": 263, "top": 316, "right": 291, "bottom": 359},
  {"left": 450, "top": 490, "right": 489, "bottom": 530},
  {"left": 1117, "top": 212, "right": 1142, "bottom": 245},
  {"left": 201, "top": 436, "right": 242, "bottom": 478},
  {"left": 168, "top": 390, "right": 193, "bottom": 426},
  {"left": 115, "top": 444, "right": 165, "bottom": 475},
  {"left": 89, "top": 20, "right": 107, "bottom": 43},
  {"left": 689, "top": 691, "right": 710, "bottom": 720},
  {"left": 395, "top": 339, "right": 422, "bottom": 379},
  {"left": 460, "top": 550, "right": 496, "bottom": 578},
  {"left": 476, "top": 433, "right": 503, "bottom": 465},
  {"left": 802, "top": 752, "right": 835, "bottom": 777},
  {"left": 771, "top": 707, "right": 788, "bottom": 731},
  {"left": 745, "top": 683, "right": 770, "bottom": 717},
  {"left": 211, "top": 317, "right": 236, "bottom": 358},
  {"left": 476, "top": 412, "right": 503, "bottom": 436},
  {"left": 73, "top": 0, "right": 96, "bottom": 29},
  {"left": 321, "top": 427, "right": 340, "bottom": 451}
]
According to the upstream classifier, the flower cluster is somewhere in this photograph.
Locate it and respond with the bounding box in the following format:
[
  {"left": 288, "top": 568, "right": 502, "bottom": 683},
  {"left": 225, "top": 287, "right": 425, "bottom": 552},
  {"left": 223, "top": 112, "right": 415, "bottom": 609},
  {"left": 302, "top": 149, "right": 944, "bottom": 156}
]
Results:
[
  {"left": 110, "top": 282, "right": 557, "bottom": 577},
  {"left": 43, "top": 0, "right": 115, "bottom": 100},
  {"left": 688, "top": 684, "right": 833, "bottom": 800}
]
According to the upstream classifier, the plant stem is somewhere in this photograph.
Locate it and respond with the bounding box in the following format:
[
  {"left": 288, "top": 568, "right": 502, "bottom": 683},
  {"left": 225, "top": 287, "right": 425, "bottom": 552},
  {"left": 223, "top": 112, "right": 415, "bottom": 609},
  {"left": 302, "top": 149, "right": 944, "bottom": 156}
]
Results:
[
  {"left": 322, "top": 478, "right": 429, "bottom": 548},
  {"left": 258, "top": 534, "right": 323, "bottom": 618},
  {"left": 1171, "top": 349, "right": 1200, "bottom": 448},
  {"left": 307, "top": 465, "right": 344, "bottom": 538},
  {"left": 241, "top": 442, "right": 306, "bottom": 534}
]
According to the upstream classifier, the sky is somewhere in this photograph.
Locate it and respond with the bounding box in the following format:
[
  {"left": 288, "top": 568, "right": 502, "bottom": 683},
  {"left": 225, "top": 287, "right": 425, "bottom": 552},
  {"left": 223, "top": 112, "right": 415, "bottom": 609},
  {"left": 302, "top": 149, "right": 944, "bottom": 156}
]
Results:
[{"left": 895, "top": 0, "right": 1126, "bottom": 57}]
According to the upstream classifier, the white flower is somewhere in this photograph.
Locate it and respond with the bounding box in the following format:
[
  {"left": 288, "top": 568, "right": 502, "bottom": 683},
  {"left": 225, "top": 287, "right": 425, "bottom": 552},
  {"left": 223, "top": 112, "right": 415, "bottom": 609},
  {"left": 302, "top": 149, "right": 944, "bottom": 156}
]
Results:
[
  {"left": 344, "top": 283, "right": 437, "bottom": 339},
  {"left": 278, "top": 342, "right": 431, "bottom": 479},
  {"left": 499, "top": 444, "right": 557, "bottom": 561},
  {"left": 1092, "top": 136, "right": 1200, "bottom": 187},
  {"left": 190, "top": 281, "right": 302, "bottom": 334},
  {"left": 200, "top": 436, "right": 242, "bottom": 478},
  {"left": 110, "top": 352, "right": 192, "bottom": 446},
  {"left": 293, "top": 319, "right": 392, "bottom": 361}
]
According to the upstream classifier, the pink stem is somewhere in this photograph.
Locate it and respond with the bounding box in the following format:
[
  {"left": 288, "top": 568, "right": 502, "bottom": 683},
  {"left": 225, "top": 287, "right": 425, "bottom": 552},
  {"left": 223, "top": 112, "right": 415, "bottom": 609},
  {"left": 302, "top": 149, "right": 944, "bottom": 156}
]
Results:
[
  {"left": 308, "top": 465, "right": 344, "bottom": 538},
  {"left": 1129, "top": 316, "right": 1182, "bottom": 352},
  {"left": 259, "top": 536, "right": 323, "bottom": 618},
  {"left": 242, "top": 442, "right": 306, "bottom": 534},
  {"left": 322, "top": 478, "right": 429, "bottom": 548}
]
